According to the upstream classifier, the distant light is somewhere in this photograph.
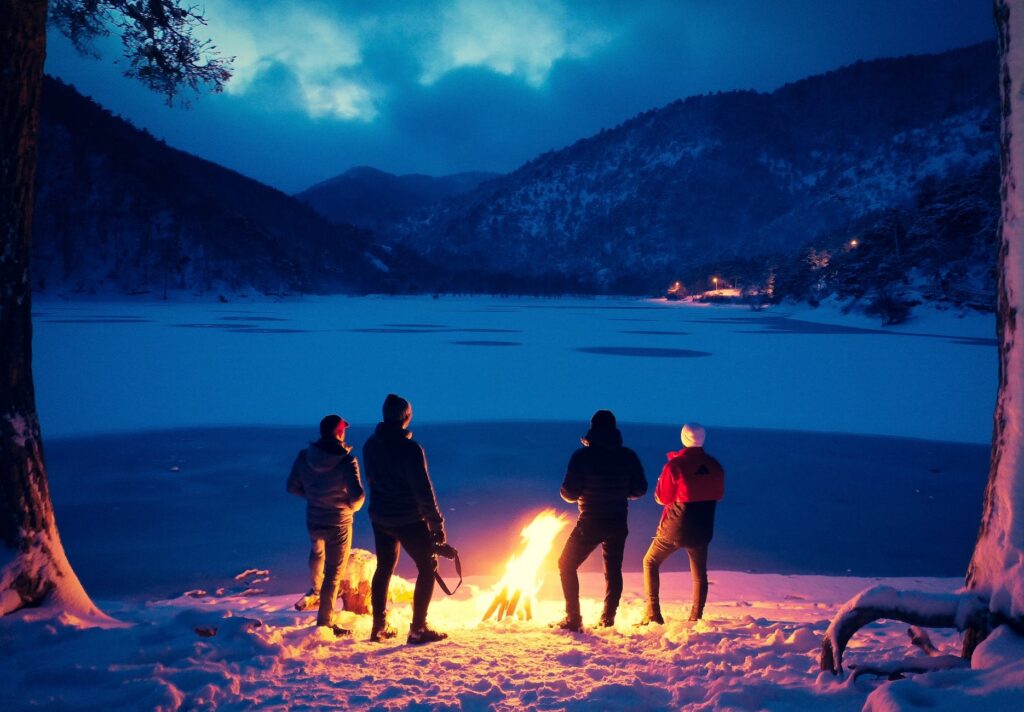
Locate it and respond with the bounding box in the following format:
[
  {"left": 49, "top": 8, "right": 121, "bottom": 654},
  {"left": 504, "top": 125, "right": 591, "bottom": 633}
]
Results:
[{"left": 849, "top": 239, "right": 859, "bottom": 248}]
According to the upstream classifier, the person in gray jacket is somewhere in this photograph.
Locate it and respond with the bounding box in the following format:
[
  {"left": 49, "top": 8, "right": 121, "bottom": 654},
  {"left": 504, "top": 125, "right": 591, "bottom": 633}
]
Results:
[{"left": 287, "top": 414, "right": 365, "bottom": 635}]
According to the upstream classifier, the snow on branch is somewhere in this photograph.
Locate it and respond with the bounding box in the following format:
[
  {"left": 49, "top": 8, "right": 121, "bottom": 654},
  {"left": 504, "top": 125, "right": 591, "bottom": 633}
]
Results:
[
  {"left": 847, "top": 654, "right": 968, "bottom": 681},
  {"left": 820, "top": 586, "right": 990, "bottom": 674}
]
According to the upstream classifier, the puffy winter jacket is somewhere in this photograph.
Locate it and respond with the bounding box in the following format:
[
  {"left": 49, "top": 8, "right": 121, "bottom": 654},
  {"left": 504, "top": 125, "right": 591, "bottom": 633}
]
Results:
[
  {"left": 287, "top": 440, "right": 365, "bottom": 530},
  {"left": 561, "top": 428, "right": 647, "bottom": 521},
  {"left": 362, "top": 422, "right": 445, "bottom": 535},
  {"left": 654, "top": 447, "right": 724, "bottom": 546}
]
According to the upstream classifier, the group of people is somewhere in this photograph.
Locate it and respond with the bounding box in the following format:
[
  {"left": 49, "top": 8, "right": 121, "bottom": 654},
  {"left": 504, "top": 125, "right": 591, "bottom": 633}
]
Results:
[{"left": 286, "top": 396, "right": 725, "bottom": 645}]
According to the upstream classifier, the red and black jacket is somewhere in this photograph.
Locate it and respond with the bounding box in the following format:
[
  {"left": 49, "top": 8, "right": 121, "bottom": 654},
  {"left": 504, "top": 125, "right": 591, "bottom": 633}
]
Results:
[{"left": 654, "top": 447, "right": 725, "bottom": 546}]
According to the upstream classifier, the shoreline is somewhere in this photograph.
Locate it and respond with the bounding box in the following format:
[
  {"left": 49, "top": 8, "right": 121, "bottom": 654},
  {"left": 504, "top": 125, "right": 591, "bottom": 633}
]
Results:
[{"left": 45, "top": 423, "right": 987, "bottom": 602}]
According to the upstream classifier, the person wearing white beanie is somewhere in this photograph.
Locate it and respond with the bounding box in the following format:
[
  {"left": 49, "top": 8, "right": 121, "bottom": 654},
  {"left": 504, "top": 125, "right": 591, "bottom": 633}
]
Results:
[
  {"left": 640, "top": 422, "right": 724, "bottom": 625},
  {"left": 681, "top": 423, "right": 706, "bottom": 448}
]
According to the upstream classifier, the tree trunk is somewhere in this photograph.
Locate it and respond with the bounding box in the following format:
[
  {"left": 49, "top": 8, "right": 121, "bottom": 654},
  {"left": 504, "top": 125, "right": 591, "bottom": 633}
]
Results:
[
  {"left": 819, "top": 4, "right": 1024, "bottom": 671},
  {"left": 0, "top": 0, "right": 100, "bottom": 618},
  {"left": 963, "top": 0, "right": 1024, "bottom": 655}
]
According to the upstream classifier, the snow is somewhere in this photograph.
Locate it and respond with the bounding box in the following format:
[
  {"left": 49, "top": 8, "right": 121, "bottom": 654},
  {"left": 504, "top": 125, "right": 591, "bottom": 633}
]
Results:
[
  {"left": 0, "top": 570, "right": 984, "bottom": 711},
  {"left": 863, "top": 625, "right": 1024, "bottom": 711},
  {"left": 31, "top": 296, "right": 995, "bottom": 443},
  {"left": 823, "top": 586, "right": 990, "bottom": 673}
]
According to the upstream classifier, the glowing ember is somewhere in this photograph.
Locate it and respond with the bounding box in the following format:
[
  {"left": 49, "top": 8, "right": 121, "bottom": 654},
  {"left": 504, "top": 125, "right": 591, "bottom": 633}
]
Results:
[{"left": 481, "top": 510, "right": 569, "bottom": 623}]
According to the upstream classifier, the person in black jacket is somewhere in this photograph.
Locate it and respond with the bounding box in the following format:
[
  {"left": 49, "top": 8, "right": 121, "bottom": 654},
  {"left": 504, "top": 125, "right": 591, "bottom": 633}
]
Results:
[
  {"left": 363, "top": 394, "right": 448, "bottom": 645},
  {"left": 287, "top": 414, "right": 365, "bottom": 636},
  {"left": 556, "top": 410, "right": 647, "bottom": 631}
]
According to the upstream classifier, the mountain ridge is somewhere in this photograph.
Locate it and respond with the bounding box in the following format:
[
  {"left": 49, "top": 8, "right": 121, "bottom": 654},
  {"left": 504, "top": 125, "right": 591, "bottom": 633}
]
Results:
[
  {"left": 381, "top": 41, "right": 998, "bottom": 299},
  {"left": 32, "top": 77, "right": 421, "bottom": 297},
  {"left": 295, "top": 166, "right": 499, "bottom": 232}
]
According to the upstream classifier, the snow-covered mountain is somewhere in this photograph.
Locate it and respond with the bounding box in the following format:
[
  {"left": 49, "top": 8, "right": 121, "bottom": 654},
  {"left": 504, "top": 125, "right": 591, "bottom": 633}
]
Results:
[
  {"left": 296, "top": 166, "right": 499, "bottom": 232},
  {"left": 384, "top": 42, "right": 999, "bottom": 296},
  {"left": 32, "top": 78, "right": 422, "bottom": 297}
]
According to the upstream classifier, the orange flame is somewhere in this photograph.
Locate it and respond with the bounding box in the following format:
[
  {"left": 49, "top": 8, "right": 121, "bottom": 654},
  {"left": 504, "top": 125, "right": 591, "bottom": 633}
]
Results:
[{"left": 481, "top": 509, "right": 569, "bottom": 622}]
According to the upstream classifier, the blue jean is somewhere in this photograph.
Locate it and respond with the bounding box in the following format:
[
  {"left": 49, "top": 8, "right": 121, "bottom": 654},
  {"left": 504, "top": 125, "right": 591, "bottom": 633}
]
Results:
[{"left": 643, "top": 536, "right": 708, "bottom": 620}]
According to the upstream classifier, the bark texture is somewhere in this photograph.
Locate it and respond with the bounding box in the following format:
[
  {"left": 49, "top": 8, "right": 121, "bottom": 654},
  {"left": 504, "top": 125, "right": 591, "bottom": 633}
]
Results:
[
  {"left": 0, "top": 0, "right": 99, "bottom": 618},
  {"left": 964, "top": 0, "right": 1024, "bottom": 654}
]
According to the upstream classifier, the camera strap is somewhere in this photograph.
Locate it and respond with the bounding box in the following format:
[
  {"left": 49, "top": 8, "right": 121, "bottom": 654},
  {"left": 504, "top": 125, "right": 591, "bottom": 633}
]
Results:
[{"left": 434, "top": 551, "right": 463, "bottom": 596}]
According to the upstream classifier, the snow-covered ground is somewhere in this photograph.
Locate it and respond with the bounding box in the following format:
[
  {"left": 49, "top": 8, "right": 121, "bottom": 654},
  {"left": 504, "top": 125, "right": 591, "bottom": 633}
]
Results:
[
  {"left": 7, "top": 296, "right": 1014, "bottom": 710},
  {"left": 5, "top": 571, "right": 1023, "bottom": 710}
]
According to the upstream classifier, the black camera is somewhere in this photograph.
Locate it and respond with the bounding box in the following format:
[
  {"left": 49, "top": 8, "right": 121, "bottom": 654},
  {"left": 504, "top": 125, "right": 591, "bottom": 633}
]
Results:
[{"left": 433, "top": 542, "right": 458, "bottom": 560}]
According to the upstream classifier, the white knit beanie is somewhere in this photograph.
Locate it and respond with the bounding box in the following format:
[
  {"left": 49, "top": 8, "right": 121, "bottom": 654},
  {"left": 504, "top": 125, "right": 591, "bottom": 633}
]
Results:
[{"left": 681, "top": 423, "right": 706, "bottom": 448}]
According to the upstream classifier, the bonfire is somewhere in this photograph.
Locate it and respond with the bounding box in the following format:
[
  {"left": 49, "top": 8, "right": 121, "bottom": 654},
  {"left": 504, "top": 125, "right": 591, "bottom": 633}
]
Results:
[{"left": 480, "top": 510, "right": 569, "bottom": 623}]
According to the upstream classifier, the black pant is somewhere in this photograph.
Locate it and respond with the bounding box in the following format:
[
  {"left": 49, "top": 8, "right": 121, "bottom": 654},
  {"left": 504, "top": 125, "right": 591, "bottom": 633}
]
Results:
[
  {"left": 643, "top": 536, "right": 709, "bottom": 620},
  {"left": 557, "top": 518, "right": 628, "bottom": 621},
  {"left": 371, "top": 520, "right": 437, "bottom": 630}
]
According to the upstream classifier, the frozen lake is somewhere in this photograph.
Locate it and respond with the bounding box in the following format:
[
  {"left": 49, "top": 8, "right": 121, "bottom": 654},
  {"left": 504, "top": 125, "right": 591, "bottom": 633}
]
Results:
[
  {"left": 30, "top": 296, "right": 997, "bottom": 598},
  {"left": 34, "top": 295, "right": 996, "bottom": 442}
]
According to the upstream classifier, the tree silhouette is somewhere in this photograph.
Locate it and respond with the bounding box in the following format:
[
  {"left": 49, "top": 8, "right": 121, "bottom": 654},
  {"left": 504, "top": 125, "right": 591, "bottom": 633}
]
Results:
[{"left": 0, "top": 0, "right": 229, "bottom": 617}]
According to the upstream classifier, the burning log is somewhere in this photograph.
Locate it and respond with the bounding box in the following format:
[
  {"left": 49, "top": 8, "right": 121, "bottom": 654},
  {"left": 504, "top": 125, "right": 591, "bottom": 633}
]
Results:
[
  {"left": 334, "top": 548, "right": 413, "bottom": 615},
  {"left": 480, "top": 510, "right": 568, "bottom": 623}
]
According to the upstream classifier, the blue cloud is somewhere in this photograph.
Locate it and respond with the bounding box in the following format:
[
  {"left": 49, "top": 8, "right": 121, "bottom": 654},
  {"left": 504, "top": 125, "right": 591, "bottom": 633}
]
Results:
[{"left": 43, "top": 0, "right": 995, "bottom": 193}]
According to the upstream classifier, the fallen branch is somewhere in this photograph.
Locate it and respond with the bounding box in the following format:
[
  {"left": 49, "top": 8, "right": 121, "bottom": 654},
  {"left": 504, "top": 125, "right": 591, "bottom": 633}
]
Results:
[
  {"left": 820, "top": 586, "right": 990, "bottom": 674},
  {"left": 848, "top": 654, "right": 968, "bottom": 681}
]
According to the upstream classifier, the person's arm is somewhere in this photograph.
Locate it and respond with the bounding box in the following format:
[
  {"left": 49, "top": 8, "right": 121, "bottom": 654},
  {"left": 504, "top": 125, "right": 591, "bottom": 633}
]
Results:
[
  {"left": 286, "top": 452, "right": 305, "bottom": 497},
  {"left": 409, "top": 444, "right": 445, "bottom": 539},
  {"left": 653, "top": 462, "right": 675, "bottom": 506},
  {"left": 626, "top": 449, "right": 648, "bottom": 499},
  {"left": 347, "top": 456, "right": 366, "bottom": 512},
  {"left": 560, "top": 451, "right": 585, "bottom": 502}
]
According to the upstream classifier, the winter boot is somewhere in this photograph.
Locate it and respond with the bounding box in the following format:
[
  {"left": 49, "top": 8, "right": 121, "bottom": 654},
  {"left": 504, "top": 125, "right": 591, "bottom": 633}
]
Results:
[
  {"left": 551, "top": 615, "right": 583, "bottom": 633},
  {"left": 596, "top": 608, "right": 617, "bottom": 628},
  {"left": 316, "top": 622, "right": 351, "bottom": 638},
  {"left": 637, "top": 604, "right": 665, "bottom": 626},
  {"left": 407, "top": 626, "right": 448, "bottom": 645},
  {"left": 294, "top": 589, "right": 320, "bottom": 611},
  {"left": 370, "top": 619, "right": 397, "bottom": 642}
]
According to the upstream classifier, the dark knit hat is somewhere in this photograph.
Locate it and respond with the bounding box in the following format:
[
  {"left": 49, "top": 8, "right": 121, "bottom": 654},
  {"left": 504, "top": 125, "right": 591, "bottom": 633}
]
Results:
[
  {"left": 319, "top": 414, "right": 348, "bottom": 439},
  {"left": 383, "top": 393, "right": 412, "bottom": 423},
  {"left": 590, "top": 409, "right": 617, "bottom": 431}
]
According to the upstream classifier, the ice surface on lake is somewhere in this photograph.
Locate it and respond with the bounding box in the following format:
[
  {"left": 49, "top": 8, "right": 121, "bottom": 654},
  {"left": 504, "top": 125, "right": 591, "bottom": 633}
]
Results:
[{"left": 33, "top": 296, "right": 995, "bottom": 443}]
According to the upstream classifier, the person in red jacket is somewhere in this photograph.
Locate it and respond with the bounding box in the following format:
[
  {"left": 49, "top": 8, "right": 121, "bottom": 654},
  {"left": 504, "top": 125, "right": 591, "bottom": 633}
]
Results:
[{"left": 640, "top": 423, "right": 724, "bottom": 624}]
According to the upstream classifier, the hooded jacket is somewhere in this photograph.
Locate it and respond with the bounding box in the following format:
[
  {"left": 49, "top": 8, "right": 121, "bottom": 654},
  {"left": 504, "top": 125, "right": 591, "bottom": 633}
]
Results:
[
  {"left": 560, "top": 427, "right": 647, "bottom": 520},
  {"left": 654, "top": 446, "right": 724, "bottom": 546},
  {"left": 286, "top": 440, "right": 365, "bottom": 530},
  {"left": 362, "top": 422, "right": 445, "bottom": 534}
]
